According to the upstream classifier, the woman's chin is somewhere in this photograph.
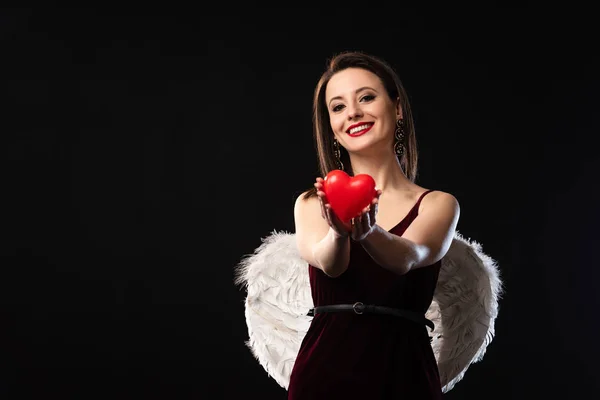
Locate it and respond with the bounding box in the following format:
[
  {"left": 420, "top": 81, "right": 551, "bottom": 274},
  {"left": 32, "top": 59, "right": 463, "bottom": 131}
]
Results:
[{"left": 344, "top": 139, "right": 389, "bottom": 155}]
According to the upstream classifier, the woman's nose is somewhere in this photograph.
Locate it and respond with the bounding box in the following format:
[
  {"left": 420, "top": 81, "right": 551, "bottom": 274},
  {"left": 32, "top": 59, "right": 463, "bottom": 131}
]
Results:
[{"left": 347, "top": 103, "right": 363, "bottom": 120}]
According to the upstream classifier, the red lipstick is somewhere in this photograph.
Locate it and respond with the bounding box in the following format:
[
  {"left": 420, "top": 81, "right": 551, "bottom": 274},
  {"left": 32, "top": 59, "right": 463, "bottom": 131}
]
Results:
[{"left": 346, "top": 122, "right": 374, "bottom": 137}]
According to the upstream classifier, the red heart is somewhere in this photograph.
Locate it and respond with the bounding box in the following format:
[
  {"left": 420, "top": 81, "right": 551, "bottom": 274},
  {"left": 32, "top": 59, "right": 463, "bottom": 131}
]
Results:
[{"left": 322, "top": 170, "right": 376, "bottom": 222}]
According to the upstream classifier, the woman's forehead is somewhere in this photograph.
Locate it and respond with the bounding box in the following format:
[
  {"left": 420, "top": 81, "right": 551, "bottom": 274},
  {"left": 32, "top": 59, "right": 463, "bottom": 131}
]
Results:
[{"left": 326, "top": 68, "right": 383, "bottom": 100}]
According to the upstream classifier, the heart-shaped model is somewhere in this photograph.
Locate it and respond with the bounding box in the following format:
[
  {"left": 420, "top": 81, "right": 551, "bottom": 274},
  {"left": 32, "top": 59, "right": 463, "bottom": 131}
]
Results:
[{"left": 323, "top": 170, "right": 377, "bottom": 222}]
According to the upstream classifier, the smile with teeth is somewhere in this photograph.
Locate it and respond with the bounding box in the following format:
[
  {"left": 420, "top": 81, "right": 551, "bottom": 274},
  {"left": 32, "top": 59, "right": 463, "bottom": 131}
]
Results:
[{"left": 347, "top": 123, "right": 374, "bottom": 137}]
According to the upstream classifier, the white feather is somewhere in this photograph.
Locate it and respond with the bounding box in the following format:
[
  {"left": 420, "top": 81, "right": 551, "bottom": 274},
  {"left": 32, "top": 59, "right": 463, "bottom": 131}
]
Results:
[
  {"left": 234, "top": 230, "right": 503, "bottom": 392},
  {"left": 235, "top": 231, "right": 312, "bottom": 389},
  {"left": 428, "top": 232, "right": 503, "bottom": 392}
]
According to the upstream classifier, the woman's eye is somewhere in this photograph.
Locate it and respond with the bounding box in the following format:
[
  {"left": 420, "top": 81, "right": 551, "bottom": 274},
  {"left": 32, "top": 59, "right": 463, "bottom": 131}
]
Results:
[
  {"left": 332, "top": 104, "right": 344, "bottom": 112},
  {"left": 361, "top": 95, "right": 375, "bottom": 102}
]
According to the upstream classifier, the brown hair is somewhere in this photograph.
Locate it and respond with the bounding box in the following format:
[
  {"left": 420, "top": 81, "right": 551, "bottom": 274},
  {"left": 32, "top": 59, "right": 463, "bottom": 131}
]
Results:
[{"left": 303, "top": 51, "right": 418, "bottom": 199}]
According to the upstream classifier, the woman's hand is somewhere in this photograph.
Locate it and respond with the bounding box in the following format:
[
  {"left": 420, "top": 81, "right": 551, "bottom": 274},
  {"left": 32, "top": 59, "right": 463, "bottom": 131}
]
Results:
[
  {"left": 315, "top": 177, "right": 351, "bottom": 238},
  {"left": 350, "top": 189, "right": 382, "bottom": 242}
]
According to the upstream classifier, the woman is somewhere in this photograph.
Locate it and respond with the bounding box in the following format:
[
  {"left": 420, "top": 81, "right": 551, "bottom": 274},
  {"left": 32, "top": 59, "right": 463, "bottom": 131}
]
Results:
[{"left": 287, "top": 51, "right": 460, "bottom": 399}]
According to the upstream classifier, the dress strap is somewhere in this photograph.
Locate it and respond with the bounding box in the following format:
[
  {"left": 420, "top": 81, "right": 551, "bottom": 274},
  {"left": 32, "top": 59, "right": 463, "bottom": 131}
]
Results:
[{"left": 412, "top": 189, "right": 435, "bottom": 213}]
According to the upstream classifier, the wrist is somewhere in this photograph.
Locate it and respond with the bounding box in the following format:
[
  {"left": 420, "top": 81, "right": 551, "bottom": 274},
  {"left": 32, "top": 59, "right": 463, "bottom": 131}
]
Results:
[
  {"left": 329, "top": 227, "right": 349, "bottom": 241},
  {"left": 357, "top": 224, "right": 382, "bottom": 243}
]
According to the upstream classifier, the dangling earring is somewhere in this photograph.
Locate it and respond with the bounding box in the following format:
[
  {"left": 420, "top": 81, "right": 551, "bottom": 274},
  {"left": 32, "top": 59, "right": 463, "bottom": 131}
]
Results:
[
  {"left": 394, "top": 119, "right": 405, "bottom": 159},
  {"left": 333, "top": 138, "right": 344, "bottom": 170}
]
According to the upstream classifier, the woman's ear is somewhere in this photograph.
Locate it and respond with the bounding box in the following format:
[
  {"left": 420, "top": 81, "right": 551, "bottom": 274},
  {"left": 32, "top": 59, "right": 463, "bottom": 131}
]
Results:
[{"left": 395, "top": 97, "right": 403, "bottom": 120}]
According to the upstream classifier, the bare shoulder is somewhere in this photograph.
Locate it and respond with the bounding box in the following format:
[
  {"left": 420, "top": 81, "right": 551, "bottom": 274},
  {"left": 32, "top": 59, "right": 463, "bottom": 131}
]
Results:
[
  {"left": 420, "top": 190, "right": 460, "bottom": 217},
  {"left": 293, "top": 190, "right": 327, "bottom": 232},
  {"left": 401, "top": 189, "right": 461, "bottom": 268},
  {"left": 294, "top": 190, "right": 320, "bottom": 217}
]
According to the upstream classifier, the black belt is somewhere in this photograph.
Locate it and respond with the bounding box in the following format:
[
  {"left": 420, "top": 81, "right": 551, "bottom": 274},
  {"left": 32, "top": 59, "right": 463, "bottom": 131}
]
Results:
[{"left": 307, "top": 302, "right": 434, "bottom": 331}]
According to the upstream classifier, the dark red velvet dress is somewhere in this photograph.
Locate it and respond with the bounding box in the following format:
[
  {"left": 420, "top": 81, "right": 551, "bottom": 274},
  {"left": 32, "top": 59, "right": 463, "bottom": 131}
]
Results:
[{"left": 287, "top": 190, "right": 442, "bottom": 399}]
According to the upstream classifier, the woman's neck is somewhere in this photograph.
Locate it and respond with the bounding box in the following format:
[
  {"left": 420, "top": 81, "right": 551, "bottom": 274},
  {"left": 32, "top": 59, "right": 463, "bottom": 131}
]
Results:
[{"left": 348, "top": 150, "right": 411, "bottom": 193}]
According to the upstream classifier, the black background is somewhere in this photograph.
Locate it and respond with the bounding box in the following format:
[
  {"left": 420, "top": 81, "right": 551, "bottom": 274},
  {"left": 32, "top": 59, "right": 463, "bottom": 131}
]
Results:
[{"left": 2, "top": 6, "right": 599, "bottom": 399}]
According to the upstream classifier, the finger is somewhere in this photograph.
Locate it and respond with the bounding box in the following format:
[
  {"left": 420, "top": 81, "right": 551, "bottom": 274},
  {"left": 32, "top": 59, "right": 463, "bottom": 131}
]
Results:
[
  {"left": 368, "top": 207, "right": 377, "bottom": 226},
  {"left": 349, "top": 217, "right": 358, "bottom": 240},
  {"left": 316, "top": 188, "right": 328, "bottom": 201},
  {"left": 322, "top": 203, "right": 329, "bottom": 222},
  {"left": 330, "top": 207, "right": 350, "bottom": 234},
  {"left": 319, "top": 199, "right": 326, "bottom": 219},
  {"left": 323, "top": 204, "right": 334, "bottom": 227},
  {"left": 341, "top": 219, "right": 352, "bottom": 235},
  {"left": 316, "top": 189, "right": 327, "bottom": 201},
  {"left": 352, "top": 212, "right": 364, "bottom": 239},
  {"left": 325, "top": 204, "right": 338, "bottom": 227},
  {"left": 362, "top": 208, "right": 371, "bottom": 234},
  {"left": 319, "top": 193, "right": 331, "bottom": 212},
  {"left": 317, "top": 192, "right": 327, "bottom": 219},
  {"left": 314, "top": 177, "right": 324, "bottom": 190},
  {"left": 369, "top": 200, "right": 378, "bottom": 223}
]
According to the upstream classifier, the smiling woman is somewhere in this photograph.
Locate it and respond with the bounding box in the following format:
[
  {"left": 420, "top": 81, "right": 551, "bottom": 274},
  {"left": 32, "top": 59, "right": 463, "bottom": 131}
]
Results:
[
  {"left": 235, "top": 51, "right": 502, "bottom": 400},
  {"left": 309, "top": 53, "right": 419, "bottom": 184},
  {"left": 289, "top": 51, "right": 456, "bottom": 399},
  {"left": 326, "top": 71, "right": 400, "bottom": 155}
]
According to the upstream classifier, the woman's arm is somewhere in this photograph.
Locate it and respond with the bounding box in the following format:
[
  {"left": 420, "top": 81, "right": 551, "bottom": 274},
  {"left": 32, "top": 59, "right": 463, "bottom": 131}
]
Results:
[
  {"left": 294, "top": 192, "right": 351, "bottom": 278},
  {"left": 359, "top": 191, "right": 460, "bottom": 275}
]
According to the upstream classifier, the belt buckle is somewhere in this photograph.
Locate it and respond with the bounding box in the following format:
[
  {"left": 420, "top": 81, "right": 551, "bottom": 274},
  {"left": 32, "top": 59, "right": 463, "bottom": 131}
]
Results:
[{"left": 353, "top": 302, "right": 365, "bottom": 314}]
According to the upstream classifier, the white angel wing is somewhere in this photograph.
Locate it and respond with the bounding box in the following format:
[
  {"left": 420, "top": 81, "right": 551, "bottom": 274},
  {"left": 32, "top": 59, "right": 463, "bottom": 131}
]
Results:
[
  {"left": 234, "top": 231, "right": 313, "bottom": 389},
  {"left": 235, "top": 230, "right": 502, "bottom": 393},
  {"left": 426, "top": 232, "right": 503, "bottom": 392}
]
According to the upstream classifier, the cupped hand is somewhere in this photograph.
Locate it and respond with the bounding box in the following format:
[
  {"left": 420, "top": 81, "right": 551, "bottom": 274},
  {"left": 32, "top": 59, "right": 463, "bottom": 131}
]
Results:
[
  {"left": 315, "top": 177, "right": 351, "bottom": 238},
  {"left": 350, "top": 188, "right": 382, "bottom": 241}
]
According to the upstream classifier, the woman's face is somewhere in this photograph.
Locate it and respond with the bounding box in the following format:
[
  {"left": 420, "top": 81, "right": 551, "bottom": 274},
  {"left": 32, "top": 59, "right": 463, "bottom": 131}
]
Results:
[{"left": 325, "top": 67, "right": 401, "bottom": 155}]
